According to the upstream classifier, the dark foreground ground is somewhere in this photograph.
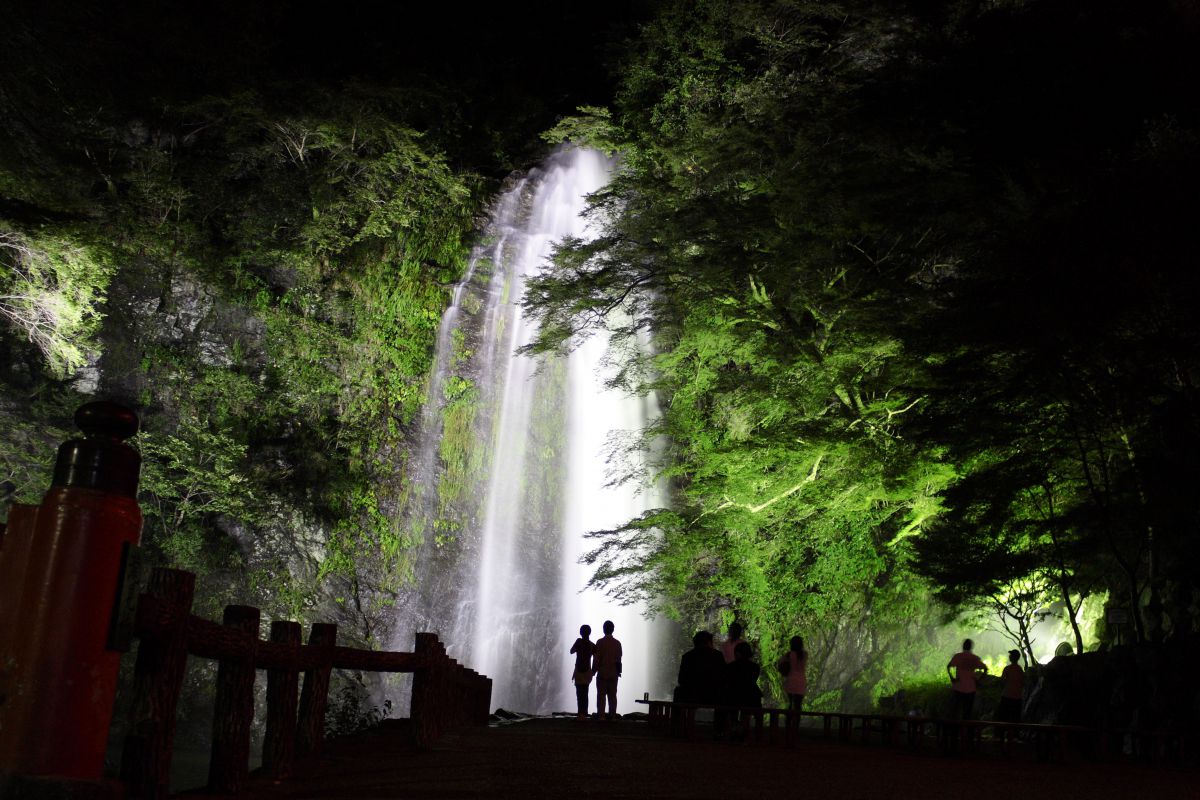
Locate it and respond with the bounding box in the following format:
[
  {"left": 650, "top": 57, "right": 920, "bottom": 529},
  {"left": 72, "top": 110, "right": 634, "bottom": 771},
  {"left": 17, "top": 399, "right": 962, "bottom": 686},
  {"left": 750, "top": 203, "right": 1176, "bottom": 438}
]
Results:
[{"left": 188, "top": 717, "right": 1198, "bottom": 800}]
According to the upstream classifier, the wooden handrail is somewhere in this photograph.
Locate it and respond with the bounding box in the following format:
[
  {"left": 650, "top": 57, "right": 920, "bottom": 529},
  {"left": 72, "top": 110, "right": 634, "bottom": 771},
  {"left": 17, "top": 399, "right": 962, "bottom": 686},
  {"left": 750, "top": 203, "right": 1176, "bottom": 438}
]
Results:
[
  {"left": 641, "top": 699, "right": 1192, "bottom": 763},
  {"left": 134, "top": 593, "right": 425, "bottom": 673},
  {"left": 329, "top": 646, "right": 422, "bottom": 673},
  {"left": 121, "top": 567, "right": 491, "bottom": 799}
]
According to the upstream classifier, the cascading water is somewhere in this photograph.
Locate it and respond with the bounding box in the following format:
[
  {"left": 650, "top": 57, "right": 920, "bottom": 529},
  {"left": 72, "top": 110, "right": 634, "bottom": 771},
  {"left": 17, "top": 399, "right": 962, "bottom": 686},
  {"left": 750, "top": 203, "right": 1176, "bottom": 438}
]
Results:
[{"left": 391, "top": 147, "right": 668, "bottom": 714}]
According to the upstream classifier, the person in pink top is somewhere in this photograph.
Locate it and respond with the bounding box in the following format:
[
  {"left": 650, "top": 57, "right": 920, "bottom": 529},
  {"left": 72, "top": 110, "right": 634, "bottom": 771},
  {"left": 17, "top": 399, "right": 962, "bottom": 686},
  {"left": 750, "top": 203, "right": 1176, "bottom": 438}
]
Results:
[
  {"left": 778, "top": 635, "right": 808, "bottom": 710},
  {"left": 946, "top": 638, "right": 987, "bottom": 720},
  {"left": 569, "top": 624, "right": 595, "bottom": 721}
]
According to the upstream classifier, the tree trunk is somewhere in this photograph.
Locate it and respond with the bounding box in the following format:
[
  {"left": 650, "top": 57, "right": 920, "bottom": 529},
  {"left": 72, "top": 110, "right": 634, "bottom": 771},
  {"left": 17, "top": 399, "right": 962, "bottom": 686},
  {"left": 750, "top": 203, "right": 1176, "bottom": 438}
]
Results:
[{"left": 1056, "top": 580, "right": 1085, "bottom": 655}]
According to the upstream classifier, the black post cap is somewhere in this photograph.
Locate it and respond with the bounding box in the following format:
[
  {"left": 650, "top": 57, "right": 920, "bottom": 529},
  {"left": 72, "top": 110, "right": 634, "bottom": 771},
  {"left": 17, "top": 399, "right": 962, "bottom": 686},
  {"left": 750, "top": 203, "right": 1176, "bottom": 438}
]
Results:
[{"left": 51, "top": 401, "right": 142, "bottom": 498}]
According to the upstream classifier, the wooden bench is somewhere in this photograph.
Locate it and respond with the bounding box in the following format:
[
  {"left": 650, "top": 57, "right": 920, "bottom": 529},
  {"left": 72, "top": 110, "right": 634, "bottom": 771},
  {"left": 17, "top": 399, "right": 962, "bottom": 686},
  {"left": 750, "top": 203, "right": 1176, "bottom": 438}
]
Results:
[
  {"left": 637, "top": 702, "right": 869, "bottom": 746},
  {"left": 638, "top": 703, "right": 922, "bottom": 748},
  {"left": 636, "top": 700, "right": 779, "bottom": 743},
  {"left": 935, "top": 718, "right": 1101, "bottom": 761},
  {"left": 1103, "top": 727, "right": 1191, "bottom": 763}
]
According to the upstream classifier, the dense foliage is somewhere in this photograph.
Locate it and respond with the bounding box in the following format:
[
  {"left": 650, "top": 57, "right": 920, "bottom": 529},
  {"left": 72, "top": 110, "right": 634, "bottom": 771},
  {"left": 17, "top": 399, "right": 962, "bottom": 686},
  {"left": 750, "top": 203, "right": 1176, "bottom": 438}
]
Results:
[
  {"left": 1, "top": 0, "right": 1196, "bottom": 719},
  {"left": 0, "top": 82, "right": 476, "bottom": 627},
  {"left": 531, "top": 0, "right": 1200, "bottom": 707},
  {"left": 0, "top": 1, "right": 628, "bottom": 646}
]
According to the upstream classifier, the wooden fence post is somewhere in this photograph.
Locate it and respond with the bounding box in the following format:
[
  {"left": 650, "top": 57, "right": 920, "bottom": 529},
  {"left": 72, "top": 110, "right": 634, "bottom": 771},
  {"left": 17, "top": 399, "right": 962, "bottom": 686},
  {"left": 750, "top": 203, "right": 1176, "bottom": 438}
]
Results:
[
  {"left": 410, "top": 633, "right": 437, "bottom": 748},
  {"left": 447, "top": 656, "right": 462, "bottom": 729},
  {"left": 433, "top": 640, "right": 450, "bottom": 740},
  {"left": 208, "top": 605, "right": 260, "bottom": 793},
  {"left": 296, "top": 623, "right": 337, "bottom": 758},
  {"left": 473, "top": 670, "right": 490, "bottom": 724},
  {"left": 262, "top": 620, "right": 302, "bottom": 779},
  {"left": 443, "top": 652, "right": 456, "bottom": 730},
  {"left": 434, "top": 642, "right": 448, "bottom": 743},
  {"left": 463, "top": 668, "right": 477, "bottom": 725},
  {"left": 121, "top": 568, "right": 195, "bottom": 800}
]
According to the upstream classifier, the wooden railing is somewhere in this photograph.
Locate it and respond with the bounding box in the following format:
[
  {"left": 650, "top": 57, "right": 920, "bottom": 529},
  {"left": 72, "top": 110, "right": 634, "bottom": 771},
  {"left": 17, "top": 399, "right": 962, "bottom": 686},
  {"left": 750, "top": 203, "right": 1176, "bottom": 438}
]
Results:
[
  {"left": 641, "top": 700, "right": 1195, "bottom": 764},
  {"left": 119, "top": 567, "right": 491, "bottom": 799}
]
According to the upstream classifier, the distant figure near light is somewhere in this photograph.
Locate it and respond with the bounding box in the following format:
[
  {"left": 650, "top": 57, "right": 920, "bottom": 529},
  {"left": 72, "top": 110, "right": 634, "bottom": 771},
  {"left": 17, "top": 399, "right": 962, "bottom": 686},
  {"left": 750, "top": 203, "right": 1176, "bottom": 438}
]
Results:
[
  {"left": 998, "top": 649, "right": 1024, "bottom": 723},
  {"left": 947, "top": 638, "right": 988, "bottom": 720},
  {"left": 592, "top": 620, "right": 622, "bottom": 720},
  {"left": 721, "top": 621, "right": 746, "bottom": 664},
  {"left": 569, "top": 624, "right": 595, "bottom": 721},
  {"left": 777, "top": 635, "right": 808, "bottom": 711}
]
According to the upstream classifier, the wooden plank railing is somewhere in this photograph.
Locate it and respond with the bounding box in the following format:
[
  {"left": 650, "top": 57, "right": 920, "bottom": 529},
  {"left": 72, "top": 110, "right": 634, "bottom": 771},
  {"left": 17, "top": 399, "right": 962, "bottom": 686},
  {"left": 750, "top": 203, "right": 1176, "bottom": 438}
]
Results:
[
  {"left": 120, "top": 567, "right": 492, "bottom": 799},
  {"left": 640, "top": 700, "right": 1194, "bottom": 764}
]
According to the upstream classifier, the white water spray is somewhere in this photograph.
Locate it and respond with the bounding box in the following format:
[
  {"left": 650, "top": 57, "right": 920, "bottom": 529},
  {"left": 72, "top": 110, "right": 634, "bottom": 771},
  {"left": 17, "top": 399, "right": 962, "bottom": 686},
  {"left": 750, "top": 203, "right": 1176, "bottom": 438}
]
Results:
[{"left": 396, "top": 147, "right": 667, "bottom": 714}]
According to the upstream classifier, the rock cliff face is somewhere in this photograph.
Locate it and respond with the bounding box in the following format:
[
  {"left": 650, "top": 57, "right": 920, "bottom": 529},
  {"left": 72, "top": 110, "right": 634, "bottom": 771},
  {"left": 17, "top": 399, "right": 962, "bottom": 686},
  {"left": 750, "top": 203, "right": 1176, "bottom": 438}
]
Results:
[
  {"left": 1024, "top": 636, "right": 1200, "bottom": 732},
  {"left": 0, "top": 76, "right": 507, "bottom": 757},
  {"left": 0, "top": 1, "right": 632, "bottom": 759},
  {"left": 0, "top": 4, "right": 633, "bottom": 780}
]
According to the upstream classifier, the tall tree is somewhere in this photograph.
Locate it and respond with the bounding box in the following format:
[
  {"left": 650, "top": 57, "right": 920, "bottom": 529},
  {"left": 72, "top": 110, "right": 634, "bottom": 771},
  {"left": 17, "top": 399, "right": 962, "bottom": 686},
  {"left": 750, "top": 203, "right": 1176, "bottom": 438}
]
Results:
[{"left": 531, "top": 0, "right": 1200, "bottom": 704}]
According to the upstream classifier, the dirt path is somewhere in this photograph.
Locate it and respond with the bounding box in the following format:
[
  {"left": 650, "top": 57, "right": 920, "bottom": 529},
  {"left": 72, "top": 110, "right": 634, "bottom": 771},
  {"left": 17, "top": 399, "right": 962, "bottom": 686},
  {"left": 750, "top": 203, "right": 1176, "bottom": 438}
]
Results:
[{"left": 189, "top": 717, "right": 1197, "bottom": 800}]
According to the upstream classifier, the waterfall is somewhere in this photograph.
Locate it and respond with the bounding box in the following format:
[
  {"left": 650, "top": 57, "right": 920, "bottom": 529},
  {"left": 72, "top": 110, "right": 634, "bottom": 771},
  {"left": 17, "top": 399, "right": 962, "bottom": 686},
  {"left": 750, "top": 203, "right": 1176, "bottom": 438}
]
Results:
[{"left": 391, "top": 147, "right": 667, "bottom": 714}]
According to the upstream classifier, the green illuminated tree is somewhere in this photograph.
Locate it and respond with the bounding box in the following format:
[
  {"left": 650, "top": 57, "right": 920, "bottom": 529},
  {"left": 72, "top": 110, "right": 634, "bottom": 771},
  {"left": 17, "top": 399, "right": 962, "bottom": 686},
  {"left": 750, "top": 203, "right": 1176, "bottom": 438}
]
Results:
[
  {"left": 532, "top": 0, "right": 971, "bottom": 705},
  {"left": 533, "top": 0, "right": 1200, "bottom": 701}
]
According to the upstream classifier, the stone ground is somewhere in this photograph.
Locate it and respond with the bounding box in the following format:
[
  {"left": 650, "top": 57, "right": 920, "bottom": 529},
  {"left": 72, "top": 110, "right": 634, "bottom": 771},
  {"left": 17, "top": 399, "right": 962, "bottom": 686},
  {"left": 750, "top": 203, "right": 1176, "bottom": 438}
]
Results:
[{"left": 185, "top": 717, "right": 1198, "bottom": 800}]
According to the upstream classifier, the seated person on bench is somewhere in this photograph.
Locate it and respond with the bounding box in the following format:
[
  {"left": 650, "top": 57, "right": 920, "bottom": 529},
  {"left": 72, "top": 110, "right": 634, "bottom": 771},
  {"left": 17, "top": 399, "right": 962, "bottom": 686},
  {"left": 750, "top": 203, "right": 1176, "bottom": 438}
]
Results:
[{"left": 674, "top": 630, "right": 725, "bottom": 704}]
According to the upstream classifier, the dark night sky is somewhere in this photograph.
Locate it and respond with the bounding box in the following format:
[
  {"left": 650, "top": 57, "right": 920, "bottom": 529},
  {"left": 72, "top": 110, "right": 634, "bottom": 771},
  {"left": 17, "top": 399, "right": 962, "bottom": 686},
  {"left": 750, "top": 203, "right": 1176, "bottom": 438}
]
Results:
[{"left": 7, "top": 1, "right": 649, "bottom": 113}]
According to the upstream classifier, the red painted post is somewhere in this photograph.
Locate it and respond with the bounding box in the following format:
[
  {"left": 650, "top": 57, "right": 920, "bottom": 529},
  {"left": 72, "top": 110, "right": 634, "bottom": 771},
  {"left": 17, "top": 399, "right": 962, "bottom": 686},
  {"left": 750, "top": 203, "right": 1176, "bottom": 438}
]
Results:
[{"left": 0, "top": 402, "right": 142, "bottom": 778}]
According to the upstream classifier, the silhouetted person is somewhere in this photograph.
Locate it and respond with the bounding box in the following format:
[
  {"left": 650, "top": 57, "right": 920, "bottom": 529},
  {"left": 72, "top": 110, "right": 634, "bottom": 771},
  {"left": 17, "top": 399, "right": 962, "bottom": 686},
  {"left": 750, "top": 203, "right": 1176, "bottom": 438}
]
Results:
[
  {"left": 722, "top": 640, "right": 763, "bottom": 739},
  {"left": 675, "top": 630, "right": 726, "bottom": 704},
  {"left": 777, "top": 635, "right": 808, "bottom": 711},
  {"left": 592, "top": 620, "right": 622, "bottom": 720},
  {"left": 569, "top": 624, "right": 595, "bottom": 720},
  {"left": 947, "top": 638, "right": 987, "bottom": 720},
  {"left": 998, "top": 649, "right": 1024, "bottom": 723},
  {"left": 723, "top": 641, "right": 762, "bottom": 707},
  {"left": 721, "top": 621, "right": 746, "bottom": 664}
]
